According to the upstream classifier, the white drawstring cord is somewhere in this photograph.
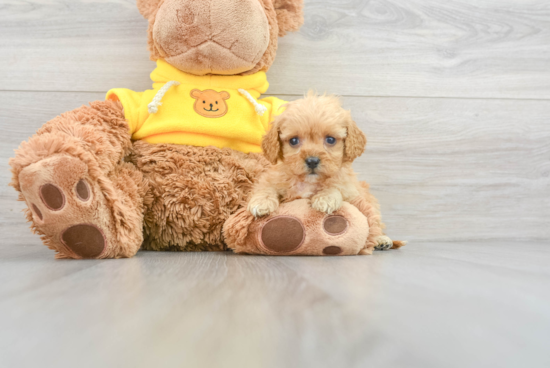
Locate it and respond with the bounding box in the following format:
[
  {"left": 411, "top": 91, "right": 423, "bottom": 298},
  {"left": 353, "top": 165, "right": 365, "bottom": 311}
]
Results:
[
  {"left": 238, "top": 89, "right": 268, "bottom": 116},
  {"left": 148, "top": 81, "right": 180, "bottom": 114}
]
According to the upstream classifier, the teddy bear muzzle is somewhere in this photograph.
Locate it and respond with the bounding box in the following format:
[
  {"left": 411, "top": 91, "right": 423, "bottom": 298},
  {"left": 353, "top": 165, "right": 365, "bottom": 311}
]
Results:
[{"left": 153, "top": 0, "right": 270, "bottom": 75}]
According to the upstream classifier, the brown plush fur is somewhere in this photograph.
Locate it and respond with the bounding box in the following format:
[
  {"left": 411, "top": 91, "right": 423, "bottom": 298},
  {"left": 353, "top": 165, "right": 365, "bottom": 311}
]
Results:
[
  {"left": 273, "top": 0, "right": 304, "bottom": 36},
  {"left": 138, "top": 0, "right": 303, "bottom": 75},
  {"left": 130, "top": 142, "right": 268, "bottom": 252},
  {"left": 248, "top": 92, "right": 397, "bottom": 253}
]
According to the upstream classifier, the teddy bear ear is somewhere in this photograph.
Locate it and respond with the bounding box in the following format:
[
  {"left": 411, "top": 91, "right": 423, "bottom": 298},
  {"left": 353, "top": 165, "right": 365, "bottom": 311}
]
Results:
[
  {"left": 137, "top": 0, "right": 162, "bottom": 19},
  {"left": 273, "top": 0, "right": 304, "bottom": 37}
]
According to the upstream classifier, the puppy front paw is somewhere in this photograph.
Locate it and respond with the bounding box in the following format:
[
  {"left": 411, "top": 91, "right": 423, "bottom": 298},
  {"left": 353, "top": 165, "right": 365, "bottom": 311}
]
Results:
[
  {"left": 311, "top": 195, "right": 342, "bottom": 215},
  {"left": 248, "top": 197, "right": 279, "bottom": 218}
]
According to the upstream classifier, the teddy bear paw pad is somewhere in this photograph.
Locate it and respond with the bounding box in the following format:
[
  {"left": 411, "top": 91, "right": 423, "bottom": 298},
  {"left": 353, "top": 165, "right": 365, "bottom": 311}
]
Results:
[
  {"left": 260, "top": 216, "right": 305, "bottom": 254},
  {"left": 61, "top": 224, "right": 106, "bottom": 259},
  {"left": 31, "top": 204, "right": 43, "bottom": 220},
  {"left": 323, "top": 216, "right": 349, "bottom": 235},
  {"left": 323, "top": 246, "right": 343, "bottom": 255},
  {"left": 75, "top": 179, "right": 91, "bottom": 201},
  {"left": 39, "top": 184, "right": 66, "bottom": 211}
]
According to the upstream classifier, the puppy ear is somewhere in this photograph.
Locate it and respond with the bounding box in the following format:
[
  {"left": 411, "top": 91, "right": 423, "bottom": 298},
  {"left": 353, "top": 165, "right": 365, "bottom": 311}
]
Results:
[
  {"left": 262, "top": 120, "right": 282, "bottom": 164},
  {"left": 273, "top": 0, "right": 304, "bottom": 37},
  {"left": 137, "top": 0, "right": 162, "bottom": 19},
  {"left": 344, "top": 115, "right": 367, "bottom": 162}
]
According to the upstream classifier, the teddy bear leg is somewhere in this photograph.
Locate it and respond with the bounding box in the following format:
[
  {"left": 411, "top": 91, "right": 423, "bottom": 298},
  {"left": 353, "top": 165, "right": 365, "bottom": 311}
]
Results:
[
  {"left": 225, "top": 199, "right": 370, "bottom": 256},
  {"left": 18, "top": 158, "right": 145, "bottom": 259},
  {"left": 132, "top": 143, "right": 269, "bottom": 252},
  {"left": 10, "top": 101, "right": 146, "bottom": 259}
]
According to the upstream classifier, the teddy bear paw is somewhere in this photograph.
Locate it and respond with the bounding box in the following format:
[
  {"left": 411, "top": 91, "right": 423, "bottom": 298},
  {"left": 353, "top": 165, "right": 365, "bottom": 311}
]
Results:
[
  {"left": 18, "top": 155, "right": 113, "bottom": 259},
  {"left": 258, "top": 213, "right": 357, "bottom": 255},
  {"left": 227, "top": 200, "right": 371, "bottom": 256}
]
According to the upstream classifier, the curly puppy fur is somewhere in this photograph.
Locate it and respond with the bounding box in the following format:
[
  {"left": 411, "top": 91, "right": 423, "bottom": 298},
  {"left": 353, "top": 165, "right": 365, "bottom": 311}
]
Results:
[{"left": 248, "top": 92, "right": 397, "bottom": 251}]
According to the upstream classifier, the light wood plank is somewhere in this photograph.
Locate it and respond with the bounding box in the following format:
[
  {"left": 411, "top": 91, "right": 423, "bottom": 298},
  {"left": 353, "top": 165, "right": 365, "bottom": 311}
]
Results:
[
  {"left": 1, "top": 0, "right": 550, "bottom": 98},
  {"left": 345, "top": 96, "right": 550, "bottom": 242},
  {"left": 0, "top": 242, "right": 549, "bottom": 368},
  {"left": 1, "top": 91, "right": 549, "bottom": 243}
]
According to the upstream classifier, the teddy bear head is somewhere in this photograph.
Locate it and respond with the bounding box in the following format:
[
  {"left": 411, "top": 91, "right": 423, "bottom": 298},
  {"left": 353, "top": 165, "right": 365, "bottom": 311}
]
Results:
[{"left": 137, "top": 0, "right": 304, "bottom": 76}]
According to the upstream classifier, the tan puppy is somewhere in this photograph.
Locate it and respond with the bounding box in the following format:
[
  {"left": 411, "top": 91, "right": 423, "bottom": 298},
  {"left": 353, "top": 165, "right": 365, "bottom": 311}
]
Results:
[{"left": 248, "top": 92, "right": 402, "bottom": 251}]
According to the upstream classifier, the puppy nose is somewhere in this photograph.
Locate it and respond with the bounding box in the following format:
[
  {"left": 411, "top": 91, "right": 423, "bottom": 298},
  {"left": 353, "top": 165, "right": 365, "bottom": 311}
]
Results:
[{"left": 305, "top": 157, "right": 320, "bottom": 169}]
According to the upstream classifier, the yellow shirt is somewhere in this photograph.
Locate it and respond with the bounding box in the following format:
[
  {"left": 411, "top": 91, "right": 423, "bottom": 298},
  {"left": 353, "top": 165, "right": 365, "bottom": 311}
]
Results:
[{"left": 106, "top": 59, "right": 286, "bottom": 153}]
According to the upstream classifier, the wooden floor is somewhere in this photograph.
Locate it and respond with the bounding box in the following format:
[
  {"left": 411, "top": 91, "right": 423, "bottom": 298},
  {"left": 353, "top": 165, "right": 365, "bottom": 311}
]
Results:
[
  {"left": 1, "top": 0, "right": 549, "bottom": 367},
  {"left": 1, "top": 241, "right": 549, "bottom": 368}
]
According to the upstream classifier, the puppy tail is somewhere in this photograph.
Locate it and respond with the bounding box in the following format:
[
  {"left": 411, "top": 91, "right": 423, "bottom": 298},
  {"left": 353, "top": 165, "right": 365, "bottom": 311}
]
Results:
[{"left": 391, "top": 240, "right": 408, "bottom": 249}]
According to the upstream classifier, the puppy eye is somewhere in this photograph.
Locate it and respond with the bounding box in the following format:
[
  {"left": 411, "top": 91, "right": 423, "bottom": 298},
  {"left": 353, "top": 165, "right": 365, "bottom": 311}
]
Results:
[
  {"left": 289, "top": 137, "right": 300, "bottom": 146},
  {"left": 325, "top": 136, "right": 336, "bottom": 145}
]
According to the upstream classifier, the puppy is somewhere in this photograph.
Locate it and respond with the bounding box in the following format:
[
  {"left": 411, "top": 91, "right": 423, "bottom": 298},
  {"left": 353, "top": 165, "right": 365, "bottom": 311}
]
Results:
[{"left": 248, "top": 92, "right": 402, "bottom": 251}]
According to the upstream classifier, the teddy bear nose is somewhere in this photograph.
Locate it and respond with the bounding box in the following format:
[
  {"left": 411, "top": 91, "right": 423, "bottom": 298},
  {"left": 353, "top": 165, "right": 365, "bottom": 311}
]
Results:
[
  {"left": 210, "top": 103, "right": 213, "bottom": 108},
  {"left": 306, "top": 157, "right": 320, "bottom": 169}
]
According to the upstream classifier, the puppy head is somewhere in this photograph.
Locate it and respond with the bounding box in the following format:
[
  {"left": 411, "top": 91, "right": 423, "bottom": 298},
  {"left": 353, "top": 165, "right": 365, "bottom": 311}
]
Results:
[{"left": 262, "top": 91, "right": 367, "bottom": 179}]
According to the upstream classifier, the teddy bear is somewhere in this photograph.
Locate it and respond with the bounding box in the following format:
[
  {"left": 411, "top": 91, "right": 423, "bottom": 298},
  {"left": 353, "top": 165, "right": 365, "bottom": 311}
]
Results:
[{"left": 9, "top": 0, "right": 305, "bottom": 259}]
